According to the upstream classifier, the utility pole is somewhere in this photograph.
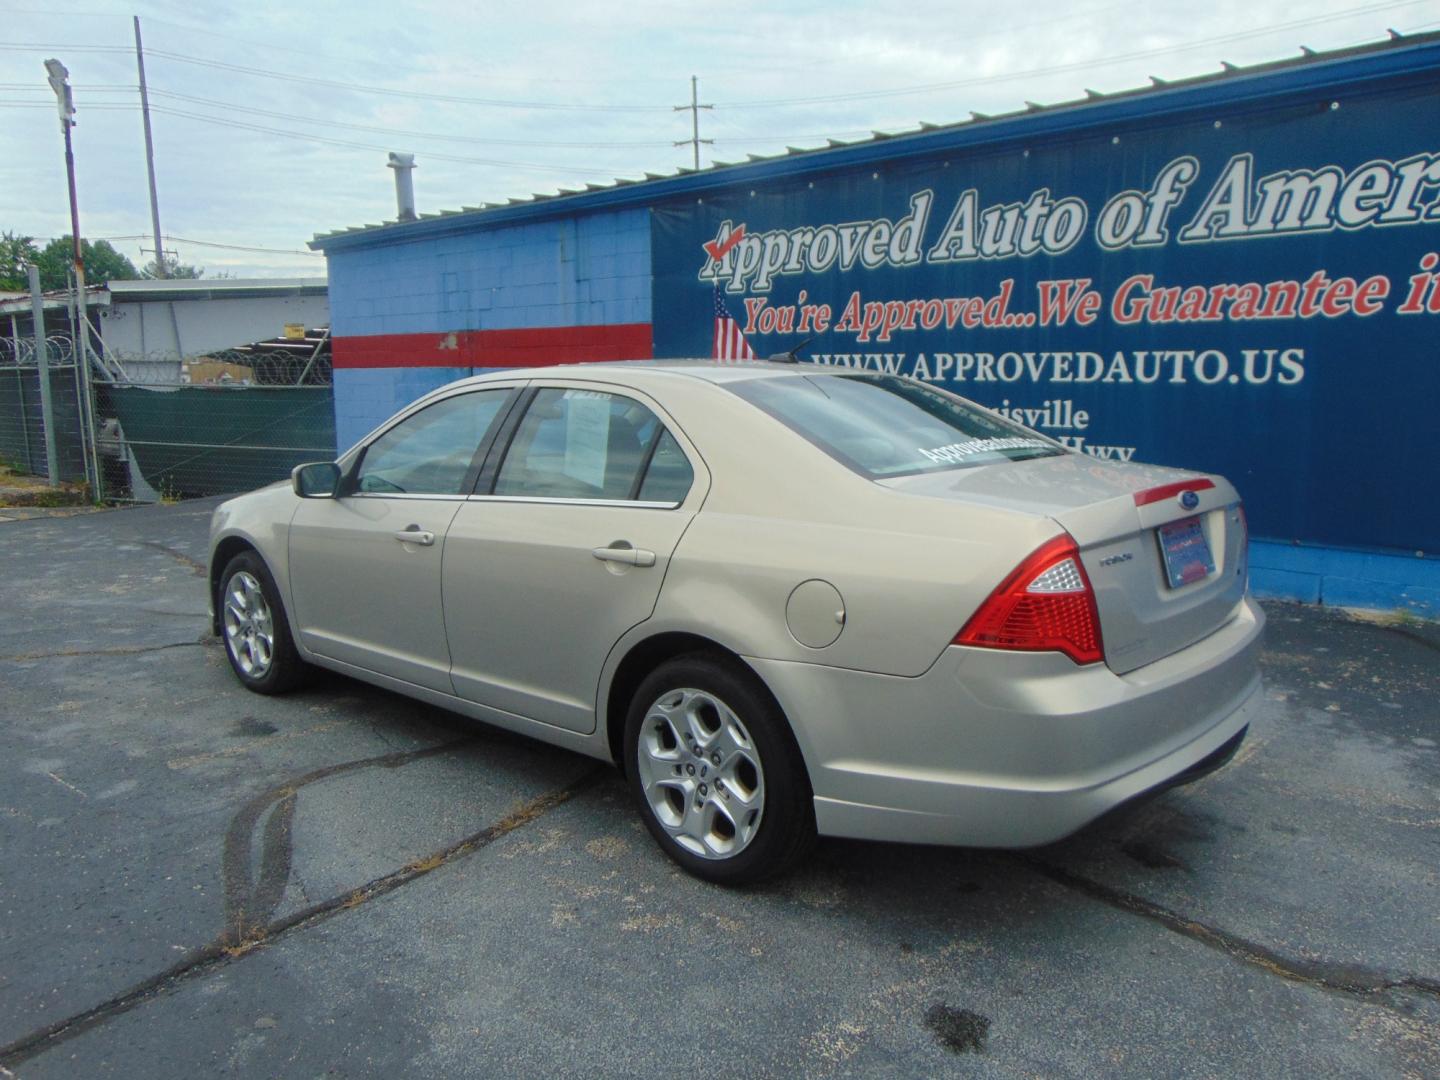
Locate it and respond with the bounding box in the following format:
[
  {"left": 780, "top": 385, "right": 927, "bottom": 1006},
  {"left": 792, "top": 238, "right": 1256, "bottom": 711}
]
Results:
[
  {"left": 44, "top": 57, "right": 102, "bottom": 496},
  {"left": 673, "top": 75, "right": 713, "bottom": 171},
  {"left": 133, "top": 16, "right": 166, "bottom": 278},
  {"left": 44, "top": 60, "right": 84, "bottom": 299}
]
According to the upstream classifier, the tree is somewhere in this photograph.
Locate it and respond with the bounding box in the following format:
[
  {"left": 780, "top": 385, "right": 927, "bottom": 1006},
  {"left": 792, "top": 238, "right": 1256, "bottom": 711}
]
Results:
[
  {"left": 33, "top": 237, "right": 140, "bottom": 290},
  {"left": 0, "top": 231, "right": 41, "bottom": 292},
  {"left": 142, "top": 254, "right": 204, "bottom": 280}
]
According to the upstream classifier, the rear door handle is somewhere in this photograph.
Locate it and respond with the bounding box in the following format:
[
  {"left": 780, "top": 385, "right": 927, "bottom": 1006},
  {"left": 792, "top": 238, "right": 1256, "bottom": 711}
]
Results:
[
  {"left": 394, "top": 526, "right": 436, "bottom": 546},
  {"left": 592, "top": 543, "right": 656, "bottom": 568}
]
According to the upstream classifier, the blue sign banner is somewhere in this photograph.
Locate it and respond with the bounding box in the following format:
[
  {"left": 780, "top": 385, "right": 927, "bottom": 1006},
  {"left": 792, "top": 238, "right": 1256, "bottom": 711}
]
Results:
[{"left": 652, "top": 78, "right": 1440, "bottom": 554}]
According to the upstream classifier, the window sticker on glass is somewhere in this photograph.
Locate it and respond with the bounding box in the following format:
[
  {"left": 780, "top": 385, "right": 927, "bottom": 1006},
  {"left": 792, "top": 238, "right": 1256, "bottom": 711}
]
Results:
[
  {"left": 563, "top": 390, "right": 611, "bottom": 490},
  {"left": 917, "top": 437, "right": 1054, "bottom": 464}
]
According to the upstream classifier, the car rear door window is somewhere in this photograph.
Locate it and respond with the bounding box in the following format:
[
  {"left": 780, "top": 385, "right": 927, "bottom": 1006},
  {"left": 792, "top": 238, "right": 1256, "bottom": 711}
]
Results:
[
  {"left": 493, "top": 387, "right": 690, "bottom": 502},
  {"left": 637, "top": 430, "right": 694, "bottom": 504},
  {"left": 355, "top": 390, "right": 509, "bottom": 495}
]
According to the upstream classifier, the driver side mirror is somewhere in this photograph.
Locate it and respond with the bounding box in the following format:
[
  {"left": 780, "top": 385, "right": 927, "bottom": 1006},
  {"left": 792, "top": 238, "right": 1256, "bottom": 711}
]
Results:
[{"left": 292, "top": 461, "right": 341, "bottom": 498}]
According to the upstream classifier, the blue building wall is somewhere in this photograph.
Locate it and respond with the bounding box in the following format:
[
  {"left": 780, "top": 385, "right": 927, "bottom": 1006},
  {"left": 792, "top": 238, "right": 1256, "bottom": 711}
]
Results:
[
  {"left": 328, "top": 208, "right": 653, "bottom": 450},
  {"left": 331, "top": 366, "right": 473, "bottom": 452}
]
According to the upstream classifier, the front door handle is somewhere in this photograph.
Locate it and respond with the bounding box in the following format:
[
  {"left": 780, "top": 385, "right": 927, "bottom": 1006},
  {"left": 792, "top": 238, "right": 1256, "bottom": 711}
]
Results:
[
  {"left": 394, "top": 526, "right": 436, "bottom": 546},
  {"left": 592, "top": 542, "right": 656, "bottom": 568}
]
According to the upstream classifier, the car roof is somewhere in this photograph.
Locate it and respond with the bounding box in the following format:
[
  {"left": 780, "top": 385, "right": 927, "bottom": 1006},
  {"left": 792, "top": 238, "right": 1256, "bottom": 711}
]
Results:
[{"left": 456, "top": 359, "right": 838, "bottom": 389}]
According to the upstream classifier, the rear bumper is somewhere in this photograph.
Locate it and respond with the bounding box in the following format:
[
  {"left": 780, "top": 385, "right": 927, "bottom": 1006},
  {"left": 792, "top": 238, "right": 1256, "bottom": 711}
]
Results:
[{"left": 747, "top": 595, "right": 1265, "bottom": 848}]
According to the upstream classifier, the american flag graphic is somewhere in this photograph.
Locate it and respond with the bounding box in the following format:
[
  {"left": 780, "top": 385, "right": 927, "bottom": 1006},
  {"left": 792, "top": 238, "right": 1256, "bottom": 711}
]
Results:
[{"left": 712, "top": 285, "right": 756, "bottom": 361}]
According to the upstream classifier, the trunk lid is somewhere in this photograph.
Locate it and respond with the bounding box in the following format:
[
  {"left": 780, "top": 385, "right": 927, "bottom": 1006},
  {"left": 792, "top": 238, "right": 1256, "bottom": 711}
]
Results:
[{"left": 878, "top": 453, "right": 1248, "bottom": 674}]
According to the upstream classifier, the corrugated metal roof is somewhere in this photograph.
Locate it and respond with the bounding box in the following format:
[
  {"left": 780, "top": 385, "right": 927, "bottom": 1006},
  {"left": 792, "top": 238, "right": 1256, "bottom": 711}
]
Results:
[
  {"left": 105, "top": 278, "right": 327, "bottom": 302},
  {"left": 310, "top": 29, "right": 1440, "bottom": 252},
  {"left": 0, "top": 285, "right": 107, "bottom": 319},
  {"left": 0, "top": 279, "right": 328, "bottom": 319}
]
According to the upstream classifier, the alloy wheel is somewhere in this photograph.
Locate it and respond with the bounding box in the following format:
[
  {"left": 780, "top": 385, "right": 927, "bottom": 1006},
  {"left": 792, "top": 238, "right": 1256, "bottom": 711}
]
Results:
[
  {"left": 223, "top": 570, "right": 275, "bottom": 679},
  {"left": 634, "top": 687, "right": 766, "bottom": 859}
]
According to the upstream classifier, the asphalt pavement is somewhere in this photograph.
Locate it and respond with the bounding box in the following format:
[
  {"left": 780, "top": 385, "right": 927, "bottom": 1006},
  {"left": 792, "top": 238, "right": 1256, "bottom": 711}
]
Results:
[{"left": 1, "top": 500, "right": 1437, "bottom": 1078}]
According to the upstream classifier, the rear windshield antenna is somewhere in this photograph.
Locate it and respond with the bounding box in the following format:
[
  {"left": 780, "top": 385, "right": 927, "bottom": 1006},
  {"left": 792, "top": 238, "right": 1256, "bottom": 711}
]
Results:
[{"left": 767, "top": 337, "right": 814, "bottom": 363}]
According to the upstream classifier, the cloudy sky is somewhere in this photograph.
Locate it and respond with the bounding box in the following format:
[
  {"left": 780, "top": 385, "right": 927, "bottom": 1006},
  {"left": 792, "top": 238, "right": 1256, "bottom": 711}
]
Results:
[{"left": 3, "top": 0, "right": 1435, "bottom": 277}]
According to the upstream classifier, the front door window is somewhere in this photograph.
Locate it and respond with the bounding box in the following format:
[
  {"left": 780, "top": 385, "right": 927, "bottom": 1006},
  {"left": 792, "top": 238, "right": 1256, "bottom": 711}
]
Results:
[{"left": 356, "top": 390, "right": 510, "bottom": 496}]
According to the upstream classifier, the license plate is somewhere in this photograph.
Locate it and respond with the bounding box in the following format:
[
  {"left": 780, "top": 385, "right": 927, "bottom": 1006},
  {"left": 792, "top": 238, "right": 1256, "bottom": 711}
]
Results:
[{"left": 1158, "top": 516, "right": 1215, "bottom": 589}]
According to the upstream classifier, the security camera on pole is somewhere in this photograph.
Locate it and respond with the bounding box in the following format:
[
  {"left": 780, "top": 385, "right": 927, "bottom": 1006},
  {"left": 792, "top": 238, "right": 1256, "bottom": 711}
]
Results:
[{"left": 43, "top": 57, "right": 101, "bottom": 496}]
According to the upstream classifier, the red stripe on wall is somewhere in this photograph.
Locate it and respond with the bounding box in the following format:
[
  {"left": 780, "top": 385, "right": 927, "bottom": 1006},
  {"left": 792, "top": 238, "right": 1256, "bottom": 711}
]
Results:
[{"left": 333, "top": 323, "right": 653, "bottom": 369}]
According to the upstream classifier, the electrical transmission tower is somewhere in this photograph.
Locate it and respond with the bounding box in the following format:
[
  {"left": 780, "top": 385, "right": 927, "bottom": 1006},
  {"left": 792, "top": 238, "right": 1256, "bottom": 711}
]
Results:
[{"left": 673, "top": 75, "right": 713, "bottom": 171}]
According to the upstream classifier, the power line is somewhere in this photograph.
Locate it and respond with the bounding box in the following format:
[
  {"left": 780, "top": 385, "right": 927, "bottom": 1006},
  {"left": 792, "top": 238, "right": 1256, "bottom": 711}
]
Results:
[
  {"left": 0, "top": 41, "right": 678, "bottom": 111},
  {"left": 0, "top": 101, "right": 133, "bottom": 109},
  {"left": 144, "top": 88, "right": 679, "bottom": 149},
  {"left": 135, "top": 14, "right": 680, "bottom": 84},
  {"left": 97, "top": 233, "right": 323, "bottom": 257},
  {"left": 0, "top": 2, "right": 1224, "bottom": 83},
  {"left": 126, "top": 14, "right": 400, "bottom": 68},
  {"left": 1, "top": 9, "right": 681, "bottom": 81},
  {"left": 145, "top": 105, "right": 622, "bottom": 175},
  {"left": 12, "top": 12, "right": 1415, "bottom": 121},
  {"left": 719, "top": 0, "right": 1430, "bottom": 108},
  {"left": 140, "top": 47, "right": 675, "bottom": 112},
  {"left": 0, "top": 82, "right": 132, "bottom": 90},
  {"left": 0, "top": 93, "right": 899, "bottom": 154},
  {"left": 0, "top": 100, "right": 901, "bottom": 149},
  {"left": 0, "top": 42, "right": 132, "bottom": 52},
  {"left": 6, "top": 1, "right": 1421, "bottom": 119}
]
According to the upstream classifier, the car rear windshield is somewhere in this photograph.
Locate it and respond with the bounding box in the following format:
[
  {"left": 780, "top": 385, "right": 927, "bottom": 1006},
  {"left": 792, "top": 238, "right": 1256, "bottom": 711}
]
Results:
[{"left": 727, "top": 372, "right": 1063, "bottom": 479}]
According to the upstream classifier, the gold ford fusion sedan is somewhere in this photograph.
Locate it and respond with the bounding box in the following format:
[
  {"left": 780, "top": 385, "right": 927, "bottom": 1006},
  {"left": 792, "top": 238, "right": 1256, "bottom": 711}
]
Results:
[{"left": 209, "top": 361, "right": 1263, "bottom": 883}]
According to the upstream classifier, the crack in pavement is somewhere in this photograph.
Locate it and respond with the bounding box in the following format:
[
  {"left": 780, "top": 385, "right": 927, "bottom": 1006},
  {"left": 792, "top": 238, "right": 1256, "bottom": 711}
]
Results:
[
  {"left": 0, "top": 640, "right": 208, "bottom": 662},
  {"left": 138, "top": 541, "right": 207, "bottom": 577},
  {"left": 1021, "top": 855, "right": 1440, "bottom": 1010},
  {"left": 220, "top": 740, "right": 474, "bottom": 942},
  {"left": 0, "top": 743, "right": 607, "bottom": 1069}
]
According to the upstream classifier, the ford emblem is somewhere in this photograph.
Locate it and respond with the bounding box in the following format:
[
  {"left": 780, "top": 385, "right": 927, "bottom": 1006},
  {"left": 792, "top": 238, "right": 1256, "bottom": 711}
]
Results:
[{"left": 1179, "top": 490, "right": 1200, "bottom": 511}]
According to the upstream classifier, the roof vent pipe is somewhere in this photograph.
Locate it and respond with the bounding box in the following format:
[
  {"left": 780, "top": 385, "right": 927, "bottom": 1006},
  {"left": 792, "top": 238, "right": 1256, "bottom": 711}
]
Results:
[{"left": 387, "top": 152, "right": 417, "bottom": 222}]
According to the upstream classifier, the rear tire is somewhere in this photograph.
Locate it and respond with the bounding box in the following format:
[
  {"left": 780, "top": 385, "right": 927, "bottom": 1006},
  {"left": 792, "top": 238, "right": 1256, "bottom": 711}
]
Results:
[
  {"left": 624, "top": 653, "right": 815, "bottom": 884},
  {"left": 218, "top": 551, "right": 306, "bottom": 695}
]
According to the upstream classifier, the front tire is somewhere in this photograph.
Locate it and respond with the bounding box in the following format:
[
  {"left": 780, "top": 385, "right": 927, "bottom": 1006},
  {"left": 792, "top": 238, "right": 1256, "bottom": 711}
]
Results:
[
  {"left": 218, "top": 551, "right": 306, "bottom": 695},
  {"left": 624, "top": 654, "right": 815, "bottom": 884}
]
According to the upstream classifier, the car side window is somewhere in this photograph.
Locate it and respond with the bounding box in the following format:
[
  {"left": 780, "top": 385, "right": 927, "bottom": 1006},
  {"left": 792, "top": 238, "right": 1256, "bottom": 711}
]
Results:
[
  {"left": 637, "top": 430, "right": 694, "bottom": 504},
  {"left": 355, "top": 390, "right": 508, "bottom": 496},
  {"left": 494, "top": 387, "right": 683, "bottom": 502}
]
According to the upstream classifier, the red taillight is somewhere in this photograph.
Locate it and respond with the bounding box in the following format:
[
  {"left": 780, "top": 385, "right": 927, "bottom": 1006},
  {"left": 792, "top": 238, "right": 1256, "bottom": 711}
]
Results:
[{"left": 954, "top": 534, "right": 1104, "bottom": 665}]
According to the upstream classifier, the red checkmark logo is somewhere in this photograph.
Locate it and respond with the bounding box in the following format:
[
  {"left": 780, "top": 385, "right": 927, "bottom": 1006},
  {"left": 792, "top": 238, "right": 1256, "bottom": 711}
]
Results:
[{"left": 703, "top": 225, "right": 746, "bottom": 263}]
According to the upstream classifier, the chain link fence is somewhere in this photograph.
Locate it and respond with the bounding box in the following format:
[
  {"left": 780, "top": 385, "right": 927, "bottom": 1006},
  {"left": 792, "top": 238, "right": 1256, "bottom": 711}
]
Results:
[
  {"left": 0, "top": 336, "right": 90, "bottom": 485},
  {"left": 1, "top": 338, "right": 336, "bottom": 503},
  {"left": 98, "top": 347, "right": 336, "bottom": 502}
]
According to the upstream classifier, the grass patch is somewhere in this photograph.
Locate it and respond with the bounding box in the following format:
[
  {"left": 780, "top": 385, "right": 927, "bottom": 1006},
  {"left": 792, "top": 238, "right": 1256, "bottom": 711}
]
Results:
[{"left": 0, "top": 461, "right": 91, "bottom": 508}]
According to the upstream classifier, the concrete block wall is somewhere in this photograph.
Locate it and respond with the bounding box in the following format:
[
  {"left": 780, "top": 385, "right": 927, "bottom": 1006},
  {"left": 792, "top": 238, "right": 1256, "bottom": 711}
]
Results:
[
  {"left": 328, "top": 208, "right": 652, "bottom": 449},
  {"left": 1251, "top": 540, "right": 1439, "bottom": 619}
]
